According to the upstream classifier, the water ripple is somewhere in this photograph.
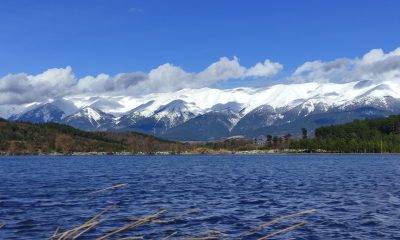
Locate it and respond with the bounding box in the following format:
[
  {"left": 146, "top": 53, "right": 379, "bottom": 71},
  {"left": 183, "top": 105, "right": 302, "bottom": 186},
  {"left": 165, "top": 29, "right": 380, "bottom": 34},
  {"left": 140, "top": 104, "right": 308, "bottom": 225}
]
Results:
[{"left": 0, "top": 154, "right": 400, "bottom": 239}]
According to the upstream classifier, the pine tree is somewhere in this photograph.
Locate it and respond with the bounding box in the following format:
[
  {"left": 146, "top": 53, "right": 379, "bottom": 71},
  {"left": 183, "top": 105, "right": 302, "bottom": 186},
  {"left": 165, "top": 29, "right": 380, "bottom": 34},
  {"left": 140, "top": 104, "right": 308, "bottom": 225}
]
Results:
[{"left": 301, "top": 128, "right": 308, "bottom": 139}]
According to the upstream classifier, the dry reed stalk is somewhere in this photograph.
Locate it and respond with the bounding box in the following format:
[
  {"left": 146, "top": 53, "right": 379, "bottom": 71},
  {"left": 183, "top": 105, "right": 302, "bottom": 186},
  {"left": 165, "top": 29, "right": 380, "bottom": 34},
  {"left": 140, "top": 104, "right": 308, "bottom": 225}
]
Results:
[
  {"left": 54, "top": 205, "right": 115, "bottom": 240},
  {"left": 96, "top": 209, "right": 167, "bottom": 240},
  {"left": 161, "top": 231, "right": 177, "bottom": 240},
  {"left": 58, "top": 221, "right": 99, "bottom": 240},
  {"left": 257, "top": 221, "right": 307, "bottom": 240},
  {"left": 184, "top": 230, "right": 226, "bottom": 240},
  {"left": 127, "top": 218, "right": 170, "bottom": 223},
  {"left": 85, "top": 205, "right": 116, "bottom": 223},
  {"left": 47, "top": 201, "right": 313, "bottom": 240},
  {"left": 90, "top": 183, "right": 128, "bottom": 194},
  {"left": 71, "top": 220, "right": 104, "bottom": 240},
  {"left": 183, "top": 236, "right": 220, "bottom": 240},
  {"left": 172, "top": 208, "right": 201, "bottom": 218},
  {"left": 49, "top": 226, "right": 60, "bottom": 240},
  {"left": 240, "top": 209, "right": 316, "bottom": 236},
  {"left": 116, "top": 237, "right": 144, "bottom": 240}
]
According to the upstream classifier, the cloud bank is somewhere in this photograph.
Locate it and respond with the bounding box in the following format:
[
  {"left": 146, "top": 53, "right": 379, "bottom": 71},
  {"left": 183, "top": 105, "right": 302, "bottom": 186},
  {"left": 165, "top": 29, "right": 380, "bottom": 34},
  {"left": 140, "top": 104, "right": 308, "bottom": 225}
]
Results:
[
  {"left": 1, "top": 47, "right": 400, "bottom": 117},
  {"left": 292, "top": 47, "right": 400, "bottom": 83},
  {"left": 0, "top": 57, "right": 282, "bottom": 106}
]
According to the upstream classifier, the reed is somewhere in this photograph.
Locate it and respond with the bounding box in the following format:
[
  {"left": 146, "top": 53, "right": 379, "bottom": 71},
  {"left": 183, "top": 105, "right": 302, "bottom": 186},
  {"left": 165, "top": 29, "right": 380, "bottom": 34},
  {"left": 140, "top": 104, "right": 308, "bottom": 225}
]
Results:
[
  {"left": 71, "top": 220, "right": 104, "bottom": 240},
  {"left": 96, "top": 209, "right": 167, "bottom": 240},
  {"left": 49, "top": 226, "right": 60, "bottom": 240},
  {"left": 171, "top": 208, "right": 201, "bottom": 218},
  {"left": 90, "top": 183, "right": 128, "bottom": 194},
  {"left": 51, "top": 205, "right": 115, "bottom": 240},
  {"left": 58, "top": 220, "right": 101, "bottom": 240},
  {"left": 48, "top": 188, "right": 314, "bottom": 240},
  {"left": 257, "top": 221, "right": 307, "bottom": 240},
  {"left": 161, "top": 231, "right": 177, "bottom": 240},
  {"left": 183, "top": 237, "right": 220, "bottom": 240},
  {"left": 240, "top": 209, "right": 316, "bottom": 237},
  {"left": 115, "top": 236, "right": 144, "bottom": 239},
  {"left": 184, "top": 230, "right": 226, "bottom": 240}
]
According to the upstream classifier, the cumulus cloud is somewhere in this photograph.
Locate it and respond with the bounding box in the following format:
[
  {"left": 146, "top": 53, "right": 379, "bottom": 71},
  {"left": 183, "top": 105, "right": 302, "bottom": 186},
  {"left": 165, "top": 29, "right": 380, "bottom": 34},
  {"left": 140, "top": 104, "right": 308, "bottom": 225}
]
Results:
[
  {"left": 74, "top": 56, "right": 282, "bottom": 96},
  {"left": 0, "top": 56, "right": 281, "bottom": 108},
  {"left": 292, "top": 47, "right": 400, "bottom": 83},
  {"left": 0, "top": 66, "right": 76, "bottom": 105},
  {"left": 133, "top": 57, "right": 282, "bottom": 94},
  {"left": 246, "top": 59, "right": 283, "bottom": 77},
  {"left": 2, "top": 47, "right": 400, "bottom": 115},
  {"left": 76, "top": 72, "right": 148, "bottom": 94}
]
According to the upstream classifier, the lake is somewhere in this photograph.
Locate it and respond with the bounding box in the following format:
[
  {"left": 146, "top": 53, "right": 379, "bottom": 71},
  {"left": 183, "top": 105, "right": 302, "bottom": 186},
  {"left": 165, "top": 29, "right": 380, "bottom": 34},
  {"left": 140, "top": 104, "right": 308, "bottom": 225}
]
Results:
[{"left": 0, "top": 154, "right": 400, "bottom": 239}]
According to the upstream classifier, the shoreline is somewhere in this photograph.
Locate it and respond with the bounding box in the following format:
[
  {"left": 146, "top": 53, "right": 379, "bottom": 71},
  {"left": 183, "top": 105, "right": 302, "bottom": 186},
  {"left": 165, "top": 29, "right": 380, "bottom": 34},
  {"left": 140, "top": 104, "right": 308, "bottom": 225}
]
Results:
[{"left": 1, "top": 150, "right": 399, "bottom": 156}]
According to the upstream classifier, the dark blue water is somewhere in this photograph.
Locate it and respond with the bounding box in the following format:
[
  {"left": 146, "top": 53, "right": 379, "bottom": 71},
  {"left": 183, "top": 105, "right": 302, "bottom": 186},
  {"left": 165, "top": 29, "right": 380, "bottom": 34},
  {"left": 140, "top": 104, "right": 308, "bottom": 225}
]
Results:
[{"left": 0, "top": 155, "right": 400, "bottom": 239}]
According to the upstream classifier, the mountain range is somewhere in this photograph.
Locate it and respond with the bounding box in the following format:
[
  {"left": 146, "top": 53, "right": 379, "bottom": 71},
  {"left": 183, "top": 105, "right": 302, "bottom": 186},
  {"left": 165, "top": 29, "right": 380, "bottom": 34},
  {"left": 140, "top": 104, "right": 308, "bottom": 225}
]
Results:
[{"left": 6, "top": 79, "right": 400, "bottom": 141}]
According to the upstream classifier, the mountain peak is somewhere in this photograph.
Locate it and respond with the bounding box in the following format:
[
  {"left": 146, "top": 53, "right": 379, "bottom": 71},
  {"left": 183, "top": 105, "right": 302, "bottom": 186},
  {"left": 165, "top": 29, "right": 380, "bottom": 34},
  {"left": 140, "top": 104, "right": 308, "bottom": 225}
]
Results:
[
  {"left": 7, "top": 79, "right": 400, "bottom": 140},
  {"left": 9, "top": 103, "right": 65, "bottom": 123},
  {"left": 78, "top": 106, "right": 105, "bottom": 121},
  {"left": 62, "top": 106, "right": 115, "bottom": 131}
]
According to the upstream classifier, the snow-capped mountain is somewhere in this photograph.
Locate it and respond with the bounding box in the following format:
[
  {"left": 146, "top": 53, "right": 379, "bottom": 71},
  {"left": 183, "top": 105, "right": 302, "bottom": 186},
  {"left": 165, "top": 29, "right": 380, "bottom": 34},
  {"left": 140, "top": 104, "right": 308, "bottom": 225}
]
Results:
[
  {"left": 9, "top": 103, "right": 66, "bottom": 123},
  {"left": 115, "top": 100, "right": 204, "bottom": 134},
  {"left": 7, "top": 79, "right": 400, "bottom": 140},
  {"left": 163, "top": 108, "right": 243, "bottom": 140},
  {"left": 62, "top": 106, "right": 115, "bottom": 131},
  {"left": 153, "top": 100, "right": 203, "bottom": 127}
]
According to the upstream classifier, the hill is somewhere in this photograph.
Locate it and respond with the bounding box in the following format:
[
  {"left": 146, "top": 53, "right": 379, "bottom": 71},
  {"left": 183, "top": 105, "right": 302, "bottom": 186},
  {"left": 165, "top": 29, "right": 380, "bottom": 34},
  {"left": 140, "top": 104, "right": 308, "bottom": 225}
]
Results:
[
  {"left": 0, "top": 118, "right": 182, "bottom": 155},
  {"left": 7, "top": 79, "right": 400, "bottom": 141},
  {"left": 290, "top": 115, "right": 400, "bottom": 153}
]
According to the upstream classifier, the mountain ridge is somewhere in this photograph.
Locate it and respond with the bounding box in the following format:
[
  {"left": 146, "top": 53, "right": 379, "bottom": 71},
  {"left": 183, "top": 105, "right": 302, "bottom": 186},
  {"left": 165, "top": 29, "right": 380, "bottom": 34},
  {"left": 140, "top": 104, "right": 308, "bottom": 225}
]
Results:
[{"left": 7, "top": 79, "right": 400, "bottom": 140}]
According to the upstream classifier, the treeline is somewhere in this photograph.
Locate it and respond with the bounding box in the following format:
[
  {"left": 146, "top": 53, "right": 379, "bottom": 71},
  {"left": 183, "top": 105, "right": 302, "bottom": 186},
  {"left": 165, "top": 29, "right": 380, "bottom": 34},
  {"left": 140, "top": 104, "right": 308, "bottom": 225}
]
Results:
[
  {"left": 0, "top": 119, "right": 186, "bottom": 155},
  {"left": 290, "top": 115, "right": 400, "bottom": 153},
  {"left": 3, "top": 115, "right": 400, "bottom": 155},
  {"left": 200, "top": 134, "right": 294, "bottom": 153}
]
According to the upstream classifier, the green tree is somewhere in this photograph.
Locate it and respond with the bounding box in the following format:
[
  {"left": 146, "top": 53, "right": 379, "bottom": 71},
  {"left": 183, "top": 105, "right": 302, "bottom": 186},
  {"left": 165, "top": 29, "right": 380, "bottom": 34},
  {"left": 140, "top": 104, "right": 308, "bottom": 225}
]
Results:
[{"left": 301, "top": 128, "right": 308, "bottom": 139}]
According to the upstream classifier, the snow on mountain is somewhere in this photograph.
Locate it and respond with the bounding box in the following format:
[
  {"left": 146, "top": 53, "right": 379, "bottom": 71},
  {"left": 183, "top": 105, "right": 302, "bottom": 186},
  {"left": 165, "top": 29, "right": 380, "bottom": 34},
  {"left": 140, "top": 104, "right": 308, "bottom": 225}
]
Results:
[
  {"left": 0, "top": 104, "right": 27, "bottom": 119},
  {"left": 51, "top": 98, "right": 79, "bottom": 115},
  {"left": 207, "top": 102, "right": 245, "bottom": 131},
  {"left": 67, "top": 79, "right": 399, "bottom": 118},
  {"left": 163, "top": 109, "right": 244, "bottom": 141},
  {"left": 62, "top": 106, "right": 115, "bottom": 131},
  {"left": 153, "top": 100, "right": 204, "bottom": 127},
  {"left": 8, "top": 79, "right": 400, "bottom": 120},
  {"left": 115, "top": 100, "right": 205, "bottom": 134},
  {"left": 6, "top": 79, "right": 400, "bottom": 139},
  {"left": 9, "top": 103, "right": 66, "bottom": 123},
  {"left": 115, "top": 102, "right": 153, "bottom": 129}
]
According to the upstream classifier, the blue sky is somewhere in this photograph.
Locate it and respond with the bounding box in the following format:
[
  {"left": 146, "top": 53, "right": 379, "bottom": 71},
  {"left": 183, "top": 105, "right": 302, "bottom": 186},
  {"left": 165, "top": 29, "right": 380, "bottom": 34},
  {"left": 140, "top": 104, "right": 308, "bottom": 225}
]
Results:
[{"left": 0, "top": 0, "right": 399, "bottom": 85}]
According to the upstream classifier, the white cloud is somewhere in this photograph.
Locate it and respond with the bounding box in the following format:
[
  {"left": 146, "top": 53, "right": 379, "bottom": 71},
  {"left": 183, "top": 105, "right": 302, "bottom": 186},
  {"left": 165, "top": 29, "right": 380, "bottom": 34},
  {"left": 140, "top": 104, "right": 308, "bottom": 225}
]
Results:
[
  {"left": 0, "top": 66, "right": 76, "bottom": 105},
  {"left": 292, "top": 47, "right": 400, "bottom": 83},
  {"left": 2, "top": 47, "right": 400, "bottom": 117},
  {"left": 76, "top": 72, "right": 148, "bottom": 94},
  {"left": 246, "top": 59, "right": 283, "bottom": 77},
  {"left": 196, "top": 57, "right": 246, "bottom": 83},
  {"left": 75, "top": 56, "right": 282, "bottom": 96},
  {"left": 0, "top": 56, "right": 282, "bottom": 108},
  {"left": 292, "top": 59, "right": 352, "bottom": 83},
  {"left": 197, "top": 57, "right": 282, "bottom": 82}
]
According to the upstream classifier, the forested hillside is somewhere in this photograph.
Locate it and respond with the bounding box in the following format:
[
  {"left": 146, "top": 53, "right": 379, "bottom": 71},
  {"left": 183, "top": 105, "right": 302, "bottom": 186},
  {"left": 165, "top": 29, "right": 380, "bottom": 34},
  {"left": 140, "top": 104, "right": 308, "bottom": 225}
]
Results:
[
  {"left": 0, "top": 119, "right": 182, "bottom": 155},
  {"left": 290, "top": 115, "right": 400, "bottom": 153}
]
